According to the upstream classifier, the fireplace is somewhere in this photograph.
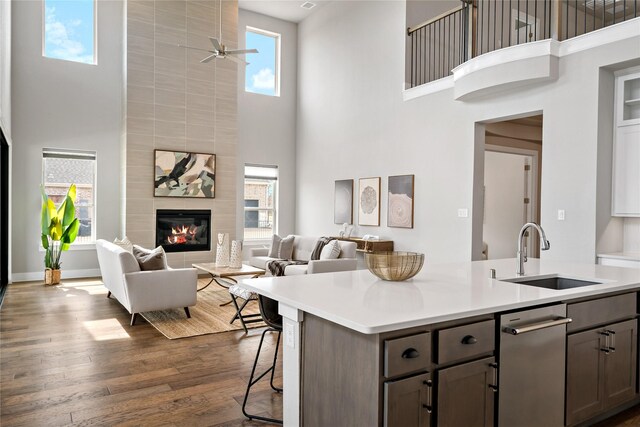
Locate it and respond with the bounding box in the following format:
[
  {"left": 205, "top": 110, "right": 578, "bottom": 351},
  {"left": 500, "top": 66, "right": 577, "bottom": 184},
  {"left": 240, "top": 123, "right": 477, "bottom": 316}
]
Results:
[{"left": 156, "top": 209, "right": 211, "bottom": 253}]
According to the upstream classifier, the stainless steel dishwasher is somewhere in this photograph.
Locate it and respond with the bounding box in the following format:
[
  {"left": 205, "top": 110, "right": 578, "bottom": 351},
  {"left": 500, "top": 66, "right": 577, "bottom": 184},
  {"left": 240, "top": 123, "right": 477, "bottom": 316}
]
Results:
[{"left": 499, "top": 304, "right": 572, "bottom": 427}]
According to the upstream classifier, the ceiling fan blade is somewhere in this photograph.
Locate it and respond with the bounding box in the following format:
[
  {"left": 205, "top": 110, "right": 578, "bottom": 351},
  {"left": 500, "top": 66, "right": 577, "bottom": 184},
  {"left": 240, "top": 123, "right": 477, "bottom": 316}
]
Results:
[
  {"left": 225, "top": 54, "right": 247, "bottom": 65},
  {"left": 209, "top": 37, "right": 222, "bottom": 52},
  {"left": 200, "top": 54, "right": 217, "bottom": 63},
  {"left": 226, "top": 48, "right": 259, "bottom": 55},
  {"left": 178, "top": 44, "right": 214, "bottom": 53}
]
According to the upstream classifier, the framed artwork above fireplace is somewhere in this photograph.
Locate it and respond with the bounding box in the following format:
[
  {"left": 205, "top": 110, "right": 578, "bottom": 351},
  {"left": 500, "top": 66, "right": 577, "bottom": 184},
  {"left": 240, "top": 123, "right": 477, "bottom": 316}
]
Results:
[{"left": 154, "top": 149, "right": 216, "bottom": 198}]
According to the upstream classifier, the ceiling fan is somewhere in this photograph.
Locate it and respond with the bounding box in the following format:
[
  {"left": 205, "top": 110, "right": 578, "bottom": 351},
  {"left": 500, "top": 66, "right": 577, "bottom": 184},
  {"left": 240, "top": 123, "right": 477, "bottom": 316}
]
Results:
[
  {"left": 178, "top": 1, "right": 258, "bottom": 64},
  {"left": 180, "top": 37, "right": 258, "bottom": 64}
]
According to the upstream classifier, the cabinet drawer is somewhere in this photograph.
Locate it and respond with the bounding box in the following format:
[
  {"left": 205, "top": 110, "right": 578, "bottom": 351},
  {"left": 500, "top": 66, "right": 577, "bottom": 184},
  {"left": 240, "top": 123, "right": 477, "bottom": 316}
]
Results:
[
  {"left": 384, "top": 332, "right": 431, "bottom": 378},
  {"left": 567, "top": 293, "right": 636, "bottom": 333},
  {"left": 437, "top": 319, "right": 495, "bottom": 364}
]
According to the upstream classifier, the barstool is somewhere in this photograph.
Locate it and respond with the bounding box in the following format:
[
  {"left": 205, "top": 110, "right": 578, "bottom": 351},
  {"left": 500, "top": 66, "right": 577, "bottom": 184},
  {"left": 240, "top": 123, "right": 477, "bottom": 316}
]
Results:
[{"left": 241, "top": 295, "right": 283, "bottom": 424}]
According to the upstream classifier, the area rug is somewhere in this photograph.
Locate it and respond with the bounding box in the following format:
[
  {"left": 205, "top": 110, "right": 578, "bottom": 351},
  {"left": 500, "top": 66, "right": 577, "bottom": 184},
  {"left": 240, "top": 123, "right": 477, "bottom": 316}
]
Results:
[{"left": 141, "top": 284, "right": 264, "bottom": 339}]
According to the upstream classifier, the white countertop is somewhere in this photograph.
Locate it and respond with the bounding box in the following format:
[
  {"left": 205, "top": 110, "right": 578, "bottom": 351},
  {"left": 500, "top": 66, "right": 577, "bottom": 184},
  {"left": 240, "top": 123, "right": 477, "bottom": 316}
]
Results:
[
  {"left": 240, "top": 258, "right": 640, "bottom": 334},
  {"left": 597, "top": 251, "right": 640, "bottom": 261}
]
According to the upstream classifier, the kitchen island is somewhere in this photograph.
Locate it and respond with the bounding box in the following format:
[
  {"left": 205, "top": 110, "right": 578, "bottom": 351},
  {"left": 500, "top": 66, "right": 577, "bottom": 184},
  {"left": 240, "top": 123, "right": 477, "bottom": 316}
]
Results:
[{"left": 241, "top": 258, "right": 640, "bottom": 426}]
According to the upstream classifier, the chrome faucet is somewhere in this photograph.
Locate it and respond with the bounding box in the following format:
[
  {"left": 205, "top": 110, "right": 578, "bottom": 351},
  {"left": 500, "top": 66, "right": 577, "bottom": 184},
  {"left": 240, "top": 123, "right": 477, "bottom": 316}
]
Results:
[{"left": 517, "top": 222, "right": 550, "bottom": 276}]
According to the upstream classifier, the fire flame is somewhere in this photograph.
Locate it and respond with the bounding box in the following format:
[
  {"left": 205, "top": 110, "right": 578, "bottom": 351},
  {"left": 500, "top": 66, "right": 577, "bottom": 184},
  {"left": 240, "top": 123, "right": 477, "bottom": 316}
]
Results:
[{"left": 167, "top": 224, "right": 198, "bottom": 244}]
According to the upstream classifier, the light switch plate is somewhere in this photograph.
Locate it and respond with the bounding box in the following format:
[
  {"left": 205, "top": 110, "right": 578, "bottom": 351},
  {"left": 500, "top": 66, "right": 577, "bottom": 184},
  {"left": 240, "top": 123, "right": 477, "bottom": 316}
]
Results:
[
  {"left": 557, "top": 209, "right": 565, "bottom": 221},
  {"left": 457, "top": 208, "right": 469, "bottom": 218}
]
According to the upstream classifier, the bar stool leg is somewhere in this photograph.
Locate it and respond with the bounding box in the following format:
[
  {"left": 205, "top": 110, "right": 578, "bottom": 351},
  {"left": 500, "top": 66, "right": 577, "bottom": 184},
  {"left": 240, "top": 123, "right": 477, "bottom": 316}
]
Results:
[{"left": 241, "top": 328, "right": 283, "bottom": 424}]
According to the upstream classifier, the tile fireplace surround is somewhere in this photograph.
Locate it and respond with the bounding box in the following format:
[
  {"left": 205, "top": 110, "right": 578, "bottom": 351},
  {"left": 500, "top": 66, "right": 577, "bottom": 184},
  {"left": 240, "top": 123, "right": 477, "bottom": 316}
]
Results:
[{"left": 124, "top": 0, "right": 238, "bottom": 268}]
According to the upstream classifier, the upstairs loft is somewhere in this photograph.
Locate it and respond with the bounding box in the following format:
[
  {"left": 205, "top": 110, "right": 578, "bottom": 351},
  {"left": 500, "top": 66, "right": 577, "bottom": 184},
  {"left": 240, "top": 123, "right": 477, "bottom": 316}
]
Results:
[{"left": 405, "top": 0, "right": 640, "bottom": 100}]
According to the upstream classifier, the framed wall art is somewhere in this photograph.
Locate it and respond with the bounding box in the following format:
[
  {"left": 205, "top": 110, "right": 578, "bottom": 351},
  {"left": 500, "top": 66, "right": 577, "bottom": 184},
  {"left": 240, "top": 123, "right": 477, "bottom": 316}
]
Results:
[
  {"left": 154, "top": 150, "right": 216, "bottom": 198},
  {"left": 358, "top": 177, "right": 381, "bottom": 226},
  {"left": 388, "top": 174, "right": 415, "bottom": 228},
  {"left": 334, "top": 179, "right": 354, "bottom": 224}
]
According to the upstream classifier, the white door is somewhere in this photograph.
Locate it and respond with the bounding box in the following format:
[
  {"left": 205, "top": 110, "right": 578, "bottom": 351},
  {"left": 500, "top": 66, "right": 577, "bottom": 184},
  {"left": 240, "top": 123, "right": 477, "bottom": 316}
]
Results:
[{"left": 483, "top": 151, "right": 534, "bottom": 259}]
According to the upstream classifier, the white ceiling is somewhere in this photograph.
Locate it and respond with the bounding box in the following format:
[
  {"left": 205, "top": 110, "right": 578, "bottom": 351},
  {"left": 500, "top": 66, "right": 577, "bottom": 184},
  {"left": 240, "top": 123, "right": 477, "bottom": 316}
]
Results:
[{"left": 238, "top": 0, "right": 328, "bottom": 23}]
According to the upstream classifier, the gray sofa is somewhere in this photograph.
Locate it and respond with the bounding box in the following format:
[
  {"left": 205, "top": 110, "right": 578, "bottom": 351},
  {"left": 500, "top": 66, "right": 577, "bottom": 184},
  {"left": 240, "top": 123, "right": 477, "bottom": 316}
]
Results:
[{"left": 248, "top": 236, "right": 357, "bottom": 276}]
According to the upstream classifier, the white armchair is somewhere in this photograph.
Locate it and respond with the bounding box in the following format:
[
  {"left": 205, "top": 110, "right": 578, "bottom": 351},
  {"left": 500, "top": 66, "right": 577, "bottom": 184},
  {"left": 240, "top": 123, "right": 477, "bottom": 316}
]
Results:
[{"left": 96, "top": 239, "right": 197, "bottom": 325}]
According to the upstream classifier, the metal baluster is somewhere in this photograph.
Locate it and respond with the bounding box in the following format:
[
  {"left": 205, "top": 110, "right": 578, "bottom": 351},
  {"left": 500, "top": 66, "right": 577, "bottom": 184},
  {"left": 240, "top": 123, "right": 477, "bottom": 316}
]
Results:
[
  {"left": 575, "top": 0, "right": 578, "bottom": 38},
  {"left": 493, "top": 0, "right": 497, "bottom": 50},
  {"left": 480, "top": 0, "right": 483, "bottom": 54},
  {"left": 524, "top": 0, "right": 531, "bottom": 43},
  {"left": 509, "top": 0, "right": 513, "bottom": 46},
  {"left": 517, "top": 0, "right": 521, "bottom": 44},
  {"left": 533, "top": 0, "right": 537, "bottom": 39},
  {"left": 501, "top": 0, "right": 505, "bottom": 48},
  {"left": 454, "top": 10, "right": 457, "bottom": 69},
  {"left": 411, "top": 32, "right": 414, "bottom": 87},
  {"left": 613, "top": 0, "right": 616, "bottom": 25},
  {"left": 584, "top": 0, "right": 586, "bottom": 35}
]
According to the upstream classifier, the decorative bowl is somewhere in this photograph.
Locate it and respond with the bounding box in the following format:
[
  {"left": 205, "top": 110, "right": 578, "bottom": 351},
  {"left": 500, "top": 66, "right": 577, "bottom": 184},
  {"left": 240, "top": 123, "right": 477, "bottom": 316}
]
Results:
[{"left": 364, "top": 251, "right": 425, "bottom": 281}]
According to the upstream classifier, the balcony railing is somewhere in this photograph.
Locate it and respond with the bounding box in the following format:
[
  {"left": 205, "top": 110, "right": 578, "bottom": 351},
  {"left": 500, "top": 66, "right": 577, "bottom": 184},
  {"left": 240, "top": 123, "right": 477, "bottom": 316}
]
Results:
[
  {"left": 408, "top": 4, "right": 470, "bottom": 87},
  {"left": 407, "top": 0, "right": 639, "bottom": 88}
]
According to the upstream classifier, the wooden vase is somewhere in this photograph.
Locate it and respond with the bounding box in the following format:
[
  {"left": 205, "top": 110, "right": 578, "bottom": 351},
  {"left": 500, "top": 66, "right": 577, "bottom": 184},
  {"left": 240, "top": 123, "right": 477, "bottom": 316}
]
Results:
[{"left": 44, "top": 268, "right": 61, "bottom": 285}]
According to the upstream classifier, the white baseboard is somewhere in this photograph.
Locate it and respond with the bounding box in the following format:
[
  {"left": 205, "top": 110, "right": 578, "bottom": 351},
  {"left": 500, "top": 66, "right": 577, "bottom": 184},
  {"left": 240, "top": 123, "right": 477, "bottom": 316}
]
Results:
[{"left": 11, "top": 268, "right": 102, "bottom": 283}]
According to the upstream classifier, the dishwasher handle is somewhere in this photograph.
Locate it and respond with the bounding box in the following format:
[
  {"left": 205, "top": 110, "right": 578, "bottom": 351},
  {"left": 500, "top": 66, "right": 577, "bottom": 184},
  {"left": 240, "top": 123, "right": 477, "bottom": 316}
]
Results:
[{"left": 502, "top": 317, "right": 572, "bottom": 335}]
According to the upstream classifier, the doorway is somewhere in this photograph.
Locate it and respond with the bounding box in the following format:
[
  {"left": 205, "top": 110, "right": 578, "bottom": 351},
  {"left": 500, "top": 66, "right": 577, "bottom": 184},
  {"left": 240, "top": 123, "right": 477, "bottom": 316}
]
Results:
[{"left": 472, "top": 114, "right": 543, "bottom": 261}]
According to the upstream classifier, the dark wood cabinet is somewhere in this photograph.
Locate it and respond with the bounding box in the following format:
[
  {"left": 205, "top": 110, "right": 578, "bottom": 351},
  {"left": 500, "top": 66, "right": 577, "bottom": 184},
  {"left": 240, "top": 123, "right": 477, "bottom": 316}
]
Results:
[
  {"left": 384, "top": 372, "right": 433, "bottom": 427},
  {"left": 436, "top": 357, "right": 496, "bottom": 427},
  {"left": 603, "top": 319, "right": 637, "bottom": 408},
  {"left": 566, "top": 328, "right": 606, "bottom": 425},
  {"left": 566, "top": 319, "right": 637, "bottom": 426}
]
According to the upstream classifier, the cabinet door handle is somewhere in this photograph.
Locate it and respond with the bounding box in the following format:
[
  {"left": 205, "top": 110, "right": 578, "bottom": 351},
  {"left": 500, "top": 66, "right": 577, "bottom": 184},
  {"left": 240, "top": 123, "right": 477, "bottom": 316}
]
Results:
[
  {"left": 606, "top": 330, "right": 616, "bottom": 353},
  {"left": 489, "top": 362, "right": 498, "bottom": 392},
  {"left": 600, "top": 331, "right": 611, "bottom": 354},
  {"left": 423, "top": 379, "right": 433, "bottom": 413},
  {"left": 461, "top": 335, "right": 477, "bottom": 345},
  {"left": 402, "top": 348, "right": 420, "bottom": 359}
]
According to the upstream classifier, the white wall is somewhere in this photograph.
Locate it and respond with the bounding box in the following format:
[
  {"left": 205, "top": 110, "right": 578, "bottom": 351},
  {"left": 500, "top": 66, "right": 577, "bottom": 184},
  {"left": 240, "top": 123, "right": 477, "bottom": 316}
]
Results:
[
  {"left": 11, "top": 0, "right": 123, "bottom": 279},
  {"left": 0, "top": 0, "right": 10, "bottom": 139},
  {"left": 296, "top": 1, "right": 640, "bottom": 264},
  {"left": 237, "top": 9, "right": 297, "bottom": 242}
]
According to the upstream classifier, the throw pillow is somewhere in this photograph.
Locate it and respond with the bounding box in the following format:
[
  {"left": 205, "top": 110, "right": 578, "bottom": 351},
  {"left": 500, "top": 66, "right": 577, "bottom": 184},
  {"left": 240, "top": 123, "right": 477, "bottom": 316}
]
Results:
[
  {"left": 278, "top": 235, "right": 295, "bottom": 260},
  {"left": 132, "top": 245, "right": 167, "bottom": 271},
  {"left": 268, "top": 235, "right": 295, "bottom": 260},
  {"left": 268, "top": 234, "right": 283, "bottom": 258},
  {"left": 320, "top": 240, "right": 341, "bottom": 260},
  {"left": 113, "top": 236, "right": 133, "bottom": 253}
]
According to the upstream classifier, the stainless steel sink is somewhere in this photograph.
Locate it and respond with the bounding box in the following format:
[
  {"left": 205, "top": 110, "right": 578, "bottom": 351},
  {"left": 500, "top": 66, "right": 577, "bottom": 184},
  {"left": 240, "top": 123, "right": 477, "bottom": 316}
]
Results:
[{"left": 501, "top": 274, "right": 602, "bottom": 290}]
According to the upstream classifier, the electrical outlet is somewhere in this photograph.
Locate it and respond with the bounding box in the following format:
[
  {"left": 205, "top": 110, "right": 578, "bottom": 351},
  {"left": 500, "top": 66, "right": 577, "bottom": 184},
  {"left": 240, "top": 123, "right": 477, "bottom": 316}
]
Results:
[
  {"left": 557, "top": 209, "right": 565, "bottom": 221},
  {"left": 457, "top": 208, "right": 469, "bottom": 218},
  {"left": 285, "top": 322, "right": 295, "bottom": 348}
]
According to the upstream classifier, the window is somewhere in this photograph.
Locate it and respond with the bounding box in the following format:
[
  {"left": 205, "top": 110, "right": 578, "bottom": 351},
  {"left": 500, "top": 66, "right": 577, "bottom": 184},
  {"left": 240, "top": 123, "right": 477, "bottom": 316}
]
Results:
[
  {"left": 244, "top": 165, "right": 278, "bottom": 240},
  {"left": 43, "top": 0, "right": 96, "bottom": 64},
  {"left": 42, "top": 149, "right": 97, "bottom": 244},
  {"left": 245, "top": 27, "right": 280, "bottom": 97}
]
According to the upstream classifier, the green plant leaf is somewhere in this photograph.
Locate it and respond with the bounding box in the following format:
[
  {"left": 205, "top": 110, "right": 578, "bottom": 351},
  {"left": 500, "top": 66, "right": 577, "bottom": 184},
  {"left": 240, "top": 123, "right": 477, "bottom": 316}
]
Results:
[
  {"left": 41, "top": 235, "right": 49, "bottom": 249},
  {"left": 67, "top": 184, "right": 77, "bottom": 203},
  {"left": 44, "top": 247, "right": 51, "bottom": 268},
  {"left": 57, "top": 196, "right": 76, "bottom": 228},
  {"left": 60, "top": 218, "right": 80, "bottom": 250},
  {"left": 50, "top": 217, "right": 62, "bottom": 241}
]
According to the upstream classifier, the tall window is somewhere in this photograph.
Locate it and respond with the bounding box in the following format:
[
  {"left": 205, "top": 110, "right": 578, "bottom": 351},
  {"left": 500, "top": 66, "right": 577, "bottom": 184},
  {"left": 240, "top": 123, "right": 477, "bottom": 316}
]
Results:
[
  {"left": 245, "top": 27, "right": 280, "bottom": 97},
  {"left": 43, "top": 0, "right": 96, "bottom": 64},
  {"left": 42, "top": 149, "right": 97, "bottom": 244},
  {"left": 244, "top": 165, "right": 278, "bottom": 240}
]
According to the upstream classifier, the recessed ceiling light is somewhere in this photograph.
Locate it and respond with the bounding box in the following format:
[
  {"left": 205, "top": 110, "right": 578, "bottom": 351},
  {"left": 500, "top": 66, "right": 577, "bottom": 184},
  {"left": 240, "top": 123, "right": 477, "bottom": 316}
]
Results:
[{"left": 301, "top": 1, "right": 316, "bottom": 10}]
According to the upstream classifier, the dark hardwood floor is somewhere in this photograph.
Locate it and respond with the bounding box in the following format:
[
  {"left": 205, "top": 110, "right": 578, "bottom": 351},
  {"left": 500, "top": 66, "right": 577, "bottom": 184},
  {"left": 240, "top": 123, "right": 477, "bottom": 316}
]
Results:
[
  {"left": 0, "top": 279, "right": 282, "bottom": 426},
  {"left": 2, "top": 278, "right": 640, "bottom": 426}
]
